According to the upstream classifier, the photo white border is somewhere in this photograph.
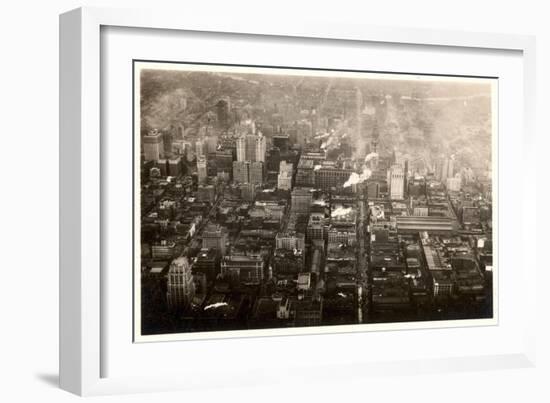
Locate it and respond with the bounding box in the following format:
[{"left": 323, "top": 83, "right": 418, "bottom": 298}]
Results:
[{"left": 59, "top": 6, "right": 536, "bottom": 396}]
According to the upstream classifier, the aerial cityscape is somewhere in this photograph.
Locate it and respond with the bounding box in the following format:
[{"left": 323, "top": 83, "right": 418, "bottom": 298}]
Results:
[{"left": 136, "top": 62, "right": 494, "bottom": 338}]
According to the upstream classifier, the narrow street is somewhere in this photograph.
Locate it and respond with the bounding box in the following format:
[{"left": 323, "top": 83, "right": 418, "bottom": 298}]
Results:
[{"left": 356, "top": 186, "right": 370, "bottom": 323}]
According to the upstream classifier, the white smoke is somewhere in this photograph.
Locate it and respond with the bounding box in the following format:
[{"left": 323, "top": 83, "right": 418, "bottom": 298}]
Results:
[
  {"left": 204, "top": 302, "right": 228, "bottom": 310},
  {"left": 343, "top": 167, "right": 371, "bottom": 187},
  {"left": 371, "top": 205, "right": 385, "bottom": 220},
  {"left": 321, "top": 135, "right": 337, "bottom": 150},
  {"left": 364, "top": 152, "right": 378, "bottom": 163},
  {"left": 314, "top": 132, "right": 331, "bottom": 140},
  {"left": 331, "top": 206, "right": 353, "bottom": 218}
]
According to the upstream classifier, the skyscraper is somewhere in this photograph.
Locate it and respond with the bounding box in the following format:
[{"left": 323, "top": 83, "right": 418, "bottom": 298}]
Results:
[
  {"left": 167, "top": 256, "right": 195, "bottom": 310},
  {"left": 195, "top": 139, "right": 205, "bottom": 159},
  {"left": 215, "top": 149, "right": 234, "bottom": 177},
  {"left": 245, "top": 134, "right": 257, "bottom": 161},
  {"left": 236, "top": 136, "right": 246, "bottom": 162},
  {"left": 296, "top": 120, "right": 312, "bottom": 147},
  {"left": 446, "top": 158, "right": 454, "bottom": 180},
  {"left": 143, "top": 129, "right": 164, "bottom": 161},
  {"left": 278, "top": 171, "right": 292, "bottom": 190},
  {"left": 215, "top": 99, "right": 230, "bottom": 128},
  {"left": 255, "top": 133, "right": 266, "bottom": 163},
  {"left": 249, "top": 161, "right": 264, "bottom": 184},
  {"left": 367, "top": 182, "right": 380, "bottom": 198},
  {"left": 389, "top": 164, "right": 405, "bottom": 200},
  {"left": 197, "top": 156, "right": 207, "bottom": 183},
  {"left": 446, "top": 176, "right": 461, "bottom": 192},
  {"left": 204, "top": 135, "right": 218, "bottom": 154},
  {"left": 233, "top": 161, "right": 249, "bottom": 183},
  {"left": 436, "top": 156, "right": 454, "bottom": 182},
  {"left": 168, "top": 156, "right": 182, "bottom": 177},
  {"left": 277, "top": 161, "right": 293, "bottom": 190},
  {"left": 237, "top": 132, "right": 266, "bottom": 162},
  {"left": 279, "top": 161, "right": 293, "bottom": 175}
]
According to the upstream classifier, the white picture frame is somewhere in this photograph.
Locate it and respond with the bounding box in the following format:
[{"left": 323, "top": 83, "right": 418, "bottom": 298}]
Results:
[{"left": 60, "top": 6, "right": 537, "bottom": 396}]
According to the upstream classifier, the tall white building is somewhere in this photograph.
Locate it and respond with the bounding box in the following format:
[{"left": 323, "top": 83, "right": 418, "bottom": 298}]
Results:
[
  {"left": 167, "top": 257, "right": 195, "bottom": 310},
  {"left": 436, "top": 156, "right": 454, "bottom": 182},
  {"left": 236, "top": 132, "right": 266, "bottom": 162},
  {"left": 277, "top": 161, "right": 293, "bottom": 190},
  {"left": 197, "top": 156, "right": 207, "bottom": 183},
  {"left": 279, "top": 161, "right": 293, "bottom": 175},
  {"left": 445, "top": 158, "right": 454, "bottom": 181},
  {"left": 255, "top": 133, "right": 266, "bottom": 163},
  {"left": 236, "top": 136, "right": 246, "bottom": 162},
  {"left": 245, "top": 134, "right": 257, "bottom": 161},
  {"left": 278, "top": 171, "right": 292, "bottom": 190},
  {"left": 389, "top": 164, "right": 405, "bottom": 200},
  {"left": 446, "top": 176, "right": 461, "bottom": 192},
  {"left": 143, "top": 129, "right": 164, "bottom": 161},
  {"left": 195, "top": 139, "right": 205, "bottom": 158}
]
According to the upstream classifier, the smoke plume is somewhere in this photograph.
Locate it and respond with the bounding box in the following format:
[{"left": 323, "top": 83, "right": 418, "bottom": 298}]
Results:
[
  {"left": 343, "top": 167, "right": 372, "bottom": 187},
  {"left": 331, "top": 206, "right": 353, "bottom": 218},
  {"left": 364, "top": 152, "right": 378, "bottom": 163},
  {"left": 204, "top": 302, "right": 228, "bottom": 310}
]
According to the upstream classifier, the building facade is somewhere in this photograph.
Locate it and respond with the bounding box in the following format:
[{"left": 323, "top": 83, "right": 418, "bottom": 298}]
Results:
[
  {"left": 314, "top": 166, "right": 354, "bottom": 191},
  {"left": 167, "top": 256, "right": 196, "bottom": 310},
  {"left": 291, "top": 188, "right": 312, "bottom": 214},
  {"left": 249, "top": 161, "right": 264, "bottom": 184},
  {"left": 277, "top": 161, "right": 293, "bottom": 190},
  {"left": 168, "top": 156, "right": 182, "bottom": 177},
  {"left": 307, "top": 212, "right": 325, "bottom": 241},
  {"left": 389, "top": 164, "right": 405, "bottom": 200},
  {"left": 202, "top": 224, "right": 228, "bottom": 255},
  {"left": 236, "top": 132, "right": 266, "bottom": 163},
  {"left": 221, "top": 255, "right": 264, "bottom": 285},
  {"left": 143, "top": 129, "right": 164, "bottom": 161},
  {"left": 446, "top": 176, "right": 461, "bottom": 192},
  {"left": 233, "top": 161, "right": 249, "bottom": 184},
  {"left": 197, "top": 156, "right": 208, "bottom": 183},
  {"left": 275, "top": 231, "right": 305, "bottom": 251}
]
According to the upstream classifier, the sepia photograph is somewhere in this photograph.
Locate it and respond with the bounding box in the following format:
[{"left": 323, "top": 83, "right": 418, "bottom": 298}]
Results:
[{"left": 134, "top": 61, "right": 496, "bottom": 341}]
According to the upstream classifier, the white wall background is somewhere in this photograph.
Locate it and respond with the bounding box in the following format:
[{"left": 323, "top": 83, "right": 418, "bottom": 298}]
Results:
[{"left": 0, "top": 0, "right": 547, "bottom": 401}]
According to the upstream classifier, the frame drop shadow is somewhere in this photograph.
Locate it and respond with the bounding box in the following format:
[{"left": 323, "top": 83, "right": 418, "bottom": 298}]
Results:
[{"left": 35, "top": 373, "right": 59, "bottom": 388}]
